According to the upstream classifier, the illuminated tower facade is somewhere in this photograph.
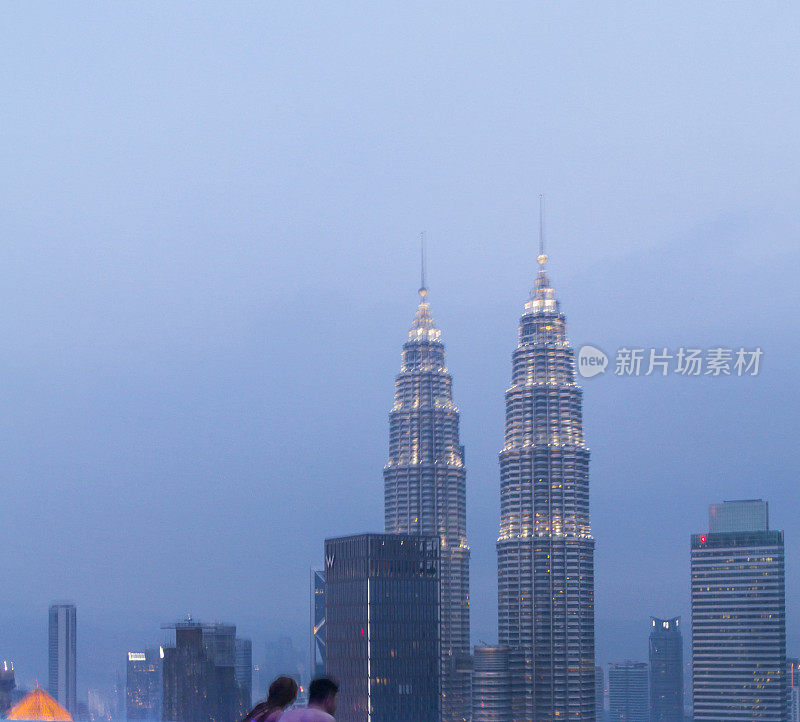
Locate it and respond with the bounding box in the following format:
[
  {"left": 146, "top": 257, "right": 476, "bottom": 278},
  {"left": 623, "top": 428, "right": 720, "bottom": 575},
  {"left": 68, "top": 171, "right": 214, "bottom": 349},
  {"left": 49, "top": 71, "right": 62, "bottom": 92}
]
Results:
[
  {"left": 496, "top": 247, "right": 595, "bottom": 721},
  {"left": 384, "top": 275, "right": 470, "bottom": 722}
]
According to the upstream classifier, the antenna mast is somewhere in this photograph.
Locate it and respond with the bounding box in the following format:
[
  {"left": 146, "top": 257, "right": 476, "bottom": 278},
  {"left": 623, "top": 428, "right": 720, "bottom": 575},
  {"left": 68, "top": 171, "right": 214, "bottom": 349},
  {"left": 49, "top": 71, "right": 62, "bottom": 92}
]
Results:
[
  {"left": 537, "top": 194, "right": 548, "bottom": 266},
  {"left": 419, "top": 231, "right": 427, "bottom": 296}
]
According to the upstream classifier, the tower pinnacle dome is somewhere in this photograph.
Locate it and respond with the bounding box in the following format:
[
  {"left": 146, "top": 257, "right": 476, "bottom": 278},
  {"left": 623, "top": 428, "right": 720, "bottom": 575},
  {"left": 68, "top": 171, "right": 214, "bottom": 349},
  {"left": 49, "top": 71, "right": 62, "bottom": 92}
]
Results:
[
  {"left": 525, "top": 252, "right": 559, "bottom": 316},
  {"left": 408, "top": 291, "right": 441, "bottom": 343}
]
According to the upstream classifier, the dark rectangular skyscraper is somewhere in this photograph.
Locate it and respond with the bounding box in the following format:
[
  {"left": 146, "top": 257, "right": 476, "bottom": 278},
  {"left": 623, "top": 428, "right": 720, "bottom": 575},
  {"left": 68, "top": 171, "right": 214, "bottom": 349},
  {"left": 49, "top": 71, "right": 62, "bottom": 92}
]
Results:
[
  {"left": 235, "top": 638, "right": 252, "bottom": 710},
  {"left": 324, "top": 533, "right": 440, "bottom": 722},
  {"left": 48, "top": 603, "right": 77, "bottom": 716},
  {"left": 608, "top": 662, "right": 648, "bottom": 722},
  {"left": 127, "top": 648, "right": 161, "bottom": 719},
  {"left": 649, "top": 617, "right": 683, "bottom": 722},
  {"left": 691, "top": 499, "right": 786, "bottom": 721},
  {"left": 0, "top": 662, "right": 15, "bottom": 718}
]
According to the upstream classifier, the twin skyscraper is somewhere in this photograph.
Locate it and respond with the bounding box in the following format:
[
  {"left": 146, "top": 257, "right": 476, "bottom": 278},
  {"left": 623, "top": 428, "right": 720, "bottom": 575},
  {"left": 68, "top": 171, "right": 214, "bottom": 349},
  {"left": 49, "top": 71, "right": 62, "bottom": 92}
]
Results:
[{"left": 382, "top": 239, "right": 595, "bottom": 722}]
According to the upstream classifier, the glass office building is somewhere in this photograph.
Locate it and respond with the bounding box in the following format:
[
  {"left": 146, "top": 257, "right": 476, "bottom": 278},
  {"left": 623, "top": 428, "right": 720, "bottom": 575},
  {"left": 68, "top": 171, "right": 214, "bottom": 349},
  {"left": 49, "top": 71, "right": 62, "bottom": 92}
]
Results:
[
  {"left": 472, "top": 646, "right": 511, "bottom": 722},
  {"left": 325, "top": 533, "right": 440, "bottom": 722},
  {"left": 709, "top": 499, "right": 769, "bottom": 534},
  {"left": 788, "top": 658, "right": 799, "bottom": 722},
  {"left": 234, "top": 639, "right": 252, "bottom": 710},
  {"left": 0, "top": 662, "right": 15, "bottom": 718},
  {"left": 648, "top": 617, "right": 682, "bottom": 722},
  {"left": 691, "top": 500, "right": 786, "bottom": 721},
  {"left": 310, "top": 568, "right": 326, "bottom": 680},
  {"left": 608, "top": 662, "right": 648, "bottom": 722},
  {"left": 126, "top": 649, "right": 161, "bottom": 719},
  {"left": 594, "top": 666, "right": 603, "bottom": 722},
  {"left": 48, "top": 603, "right": 77, "bottom": 717}
]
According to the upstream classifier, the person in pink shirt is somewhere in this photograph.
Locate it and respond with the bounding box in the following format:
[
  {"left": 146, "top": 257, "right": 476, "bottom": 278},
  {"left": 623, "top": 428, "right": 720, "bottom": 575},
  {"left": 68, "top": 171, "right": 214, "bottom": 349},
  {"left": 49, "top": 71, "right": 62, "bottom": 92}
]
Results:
[{"left": 279, "top": 678, "right": 338, "bottom": 722}]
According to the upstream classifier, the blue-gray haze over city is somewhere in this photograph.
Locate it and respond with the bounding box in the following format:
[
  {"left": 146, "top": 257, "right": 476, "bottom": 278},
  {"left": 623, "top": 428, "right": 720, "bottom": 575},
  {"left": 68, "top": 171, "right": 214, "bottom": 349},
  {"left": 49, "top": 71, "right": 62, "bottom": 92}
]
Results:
[{"left": 1, "top": 1, "right": 798, "bottom": 699}]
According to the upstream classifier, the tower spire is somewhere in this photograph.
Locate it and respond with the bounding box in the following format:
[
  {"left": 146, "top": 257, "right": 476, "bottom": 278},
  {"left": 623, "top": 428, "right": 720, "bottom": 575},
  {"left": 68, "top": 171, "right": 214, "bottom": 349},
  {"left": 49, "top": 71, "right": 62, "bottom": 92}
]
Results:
[
  {"left": 419, "top": 231, "right": 427, "bottom": 298},
  {"left": 537, "top": 194, "right": 547, "bottom": 266}
]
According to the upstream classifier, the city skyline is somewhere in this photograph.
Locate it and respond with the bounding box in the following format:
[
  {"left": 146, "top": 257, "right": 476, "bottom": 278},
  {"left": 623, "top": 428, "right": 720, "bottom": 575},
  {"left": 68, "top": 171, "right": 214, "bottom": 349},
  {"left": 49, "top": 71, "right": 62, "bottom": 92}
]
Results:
[
  {"left": 2, "top": 248, "right": 796, "bottom": 697},
  {"left": 3, "top": 248, "right": 796, "bottom": 702},
  {"left": 0, "top": 1, "right": 798, "bottom": 703}
]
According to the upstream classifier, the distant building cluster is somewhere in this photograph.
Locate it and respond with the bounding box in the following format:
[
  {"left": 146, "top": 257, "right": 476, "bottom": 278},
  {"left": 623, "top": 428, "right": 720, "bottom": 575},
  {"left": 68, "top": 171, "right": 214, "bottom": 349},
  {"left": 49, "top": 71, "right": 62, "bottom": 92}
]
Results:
[{"left": 1, "top": 608, "right": 256, "bottom": 722}]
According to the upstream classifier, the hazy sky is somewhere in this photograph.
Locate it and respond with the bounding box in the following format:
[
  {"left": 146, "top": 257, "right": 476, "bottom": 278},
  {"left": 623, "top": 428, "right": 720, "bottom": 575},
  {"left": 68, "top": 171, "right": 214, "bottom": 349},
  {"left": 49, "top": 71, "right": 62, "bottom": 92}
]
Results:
[{"left": 1, "top": 2, "right": 798, "bottom": 696}]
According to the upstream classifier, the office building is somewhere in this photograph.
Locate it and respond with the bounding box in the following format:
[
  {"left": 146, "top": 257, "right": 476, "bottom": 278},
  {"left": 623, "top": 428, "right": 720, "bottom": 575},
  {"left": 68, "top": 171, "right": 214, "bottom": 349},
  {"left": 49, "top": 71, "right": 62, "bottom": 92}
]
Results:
[
  {"left": 788, "top": 658, "right": 799, "bottom": 722},
  {"left": 649, "top": 617, "right": 683, "bottom": 722},
  {"left": 0, "top": 661, "right": 15, "bottom": 717},
  {"left": 595, "top": 666, "right": 603, "bottom": 722},
  {"left": 235, "top": 639, "right": 252, "bottom": 709},
  {"left": 472, "top": 646, "right": 511, "bottom": 722},
  {"left": 48, "top": 603, "right": 77, "bottom": 716},
  {"left": 127, "top": 648, "right": 161, "bottom": 719},
  {"left": 310, "top": 568, "right": 326, "bottom": 680},
  {"left": 709, "top": 499, "right": 768, "bottom": 533},
  {"left": 691, "top": 499, "right": 786, "bottom": 721},
  {"left": 608, "top": 662, "right": 648, "bottom": 722},
  {"left": 496, "top": 242, "right": 595, "bottom": 721},
  {"left": 383, "top": 270, "right": 470, "bottom": 722},
  {"left": 325, "top": 533, "right": 440, "bottom": 722},
  {"left": 161, "top": 618, "right": 248, "bottom": 722}
]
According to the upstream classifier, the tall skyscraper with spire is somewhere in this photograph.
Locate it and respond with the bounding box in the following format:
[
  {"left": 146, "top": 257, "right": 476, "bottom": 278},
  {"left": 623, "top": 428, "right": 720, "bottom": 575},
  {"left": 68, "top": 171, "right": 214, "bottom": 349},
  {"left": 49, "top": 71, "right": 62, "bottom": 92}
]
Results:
[
  {"left": 384, "top": 248, "right": 471, "bottom": 722},
  {"left": 496, "top": 211, "right": 595, "bottom": 721}
]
